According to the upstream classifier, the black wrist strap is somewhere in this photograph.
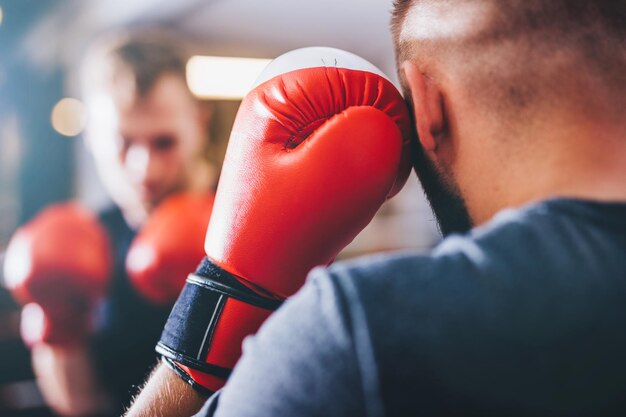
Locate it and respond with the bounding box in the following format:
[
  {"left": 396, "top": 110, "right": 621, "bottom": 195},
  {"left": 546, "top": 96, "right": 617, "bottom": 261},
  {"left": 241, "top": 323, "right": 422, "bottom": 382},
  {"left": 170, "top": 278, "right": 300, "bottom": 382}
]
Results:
[{"left": 156, "top": 257, "right": 282, "bottom": 378}]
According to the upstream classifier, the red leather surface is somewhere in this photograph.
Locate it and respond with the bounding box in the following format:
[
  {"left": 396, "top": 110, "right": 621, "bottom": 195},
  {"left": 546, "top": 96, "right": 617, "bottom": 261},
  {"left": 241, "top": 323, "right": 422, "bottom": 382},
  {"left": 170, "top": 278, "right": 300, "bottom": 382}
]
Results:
[
  {"left": 204, "top": 298, "right": 273, "bottom": 368},
  {"left": 127, "top": 192, "right": 214, "bottom": 305},
  {"left": 205, "top": 67, "right": 412, "bottom": 298},
  {"left": 4, "top": 203, "right": 112, "bottom": 344}
]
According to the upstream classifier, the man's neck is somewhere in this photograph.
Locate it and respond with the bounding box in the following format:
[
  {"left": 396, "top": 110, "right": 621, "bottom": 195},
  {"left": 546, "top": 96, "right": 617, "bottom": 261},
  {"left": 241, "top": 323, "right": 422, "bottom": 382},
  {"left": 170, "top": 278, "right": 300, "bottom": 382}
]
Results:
[{"left": 474, "top": 121, "right": 626, "bottom": 225}]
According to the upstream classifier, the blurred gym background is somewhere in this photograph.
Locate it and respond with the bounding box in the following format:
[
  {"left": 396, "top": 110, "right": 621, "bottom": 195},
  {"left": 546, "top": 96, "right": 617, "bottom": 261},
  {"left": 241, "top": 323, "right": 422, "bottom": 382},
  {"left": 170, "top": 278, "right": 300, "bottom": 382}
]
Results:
[{"left": 0, "top": 1, "right": 440, "bottom": 415}]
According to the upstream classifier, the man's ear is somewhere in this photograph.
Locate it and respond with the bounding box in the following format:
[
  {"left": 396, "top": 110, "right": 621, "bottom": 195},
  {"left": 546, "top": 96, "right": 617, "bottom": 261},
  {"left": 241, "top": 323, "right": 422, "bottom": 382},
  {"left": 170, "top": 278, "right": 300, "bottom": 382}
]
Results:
[{"left": 401, "top": 61, "right": 444, "bottom": 152}]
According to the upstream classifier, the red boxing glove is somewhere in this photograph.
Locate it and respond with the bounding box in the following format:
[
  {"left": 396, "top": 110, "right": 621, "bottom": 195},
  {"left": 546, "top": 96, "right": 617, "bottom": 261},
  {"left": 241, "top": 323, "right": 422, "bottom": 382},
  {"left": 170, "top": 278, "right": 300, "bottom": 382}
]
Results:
[
  {"left": 3, "top": 203, "right": 112, "bottom": 346},
  {"left": 126, "top": 192, "right": 214, "bottom": 305},
  {"left": 157, "top": 47, "right": 412, "bottom": 394}
]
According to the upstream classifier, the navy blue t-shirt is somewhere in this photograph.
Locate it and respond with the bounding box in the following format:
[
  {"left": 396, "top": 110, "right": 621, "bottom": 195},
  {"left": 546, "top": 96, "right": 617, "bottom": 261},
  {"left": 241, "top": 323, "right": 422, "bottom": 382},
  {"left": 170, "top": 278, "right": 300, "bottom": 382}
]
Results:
[
  {"left": 198, "top": 198, "right": 626, "bottom": 416},
  {"left": 91, "top": 206, "right": 172, "bottom": 413}
]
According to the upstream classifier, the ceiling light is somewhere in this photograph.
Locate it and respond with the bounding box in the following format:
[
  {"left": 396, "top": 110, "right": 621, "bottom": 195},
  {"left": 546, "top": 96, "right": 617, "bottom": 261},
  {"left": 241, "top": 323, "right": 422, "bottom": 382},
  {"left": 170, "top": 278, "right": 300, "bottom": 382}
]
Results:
[{"left": 186, "top": 56, "right": 271, "bottom": 100}]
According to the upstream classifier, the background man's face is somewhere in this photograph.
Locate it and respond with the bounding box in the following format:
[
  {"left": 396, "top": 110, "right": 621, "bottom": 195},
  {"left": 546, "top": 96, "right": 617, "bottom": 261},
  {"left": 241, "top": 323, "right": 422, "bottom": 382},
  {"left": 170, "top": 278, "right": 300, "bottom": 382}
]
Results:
[{"left": 87, "top": 74, "right": 206, "bottom": 214}]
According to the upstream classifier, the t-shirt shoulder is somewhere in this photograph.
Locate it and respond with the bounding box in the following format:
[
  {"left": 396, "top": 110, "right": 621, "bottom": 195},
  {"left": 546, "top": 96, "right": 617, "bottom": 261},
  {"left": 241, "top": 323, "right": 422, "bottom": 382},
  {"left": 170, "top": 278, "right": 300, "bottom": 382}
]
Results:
[{"left": 323, "top": 197, "right": 626, "bottom": 351}]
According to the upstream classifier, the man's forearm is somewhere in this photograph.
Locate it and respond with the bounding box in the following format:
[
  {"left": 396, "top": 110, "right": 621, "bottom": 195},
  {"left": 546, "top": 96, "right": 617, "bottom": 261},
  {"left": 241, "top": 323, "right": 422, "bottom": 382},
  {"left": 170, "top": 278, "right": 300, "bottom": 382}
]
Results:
[
  {"left": 32, "top": 343, "right": 112, "bottom": 417},
  {"left": 125, "top": 361, "right": 207, "bottom": 417}
]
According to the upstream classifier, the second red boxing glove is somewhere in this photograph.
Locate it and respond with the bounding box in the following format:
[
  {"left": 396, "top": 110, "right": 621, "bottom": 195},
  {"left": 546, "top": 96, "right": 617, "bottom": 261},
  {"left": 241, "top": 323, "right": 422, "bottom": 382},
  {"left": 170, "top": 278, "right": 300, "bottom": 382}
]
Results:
[
  {"left": 157, "top": 47, "right": 413, "bottom": 394},
  {"left": 3, "top": 203, "right": 112, "bottom": 346},
  {"left": 126, "top": 192, "right": 214, "bottom": 305}
]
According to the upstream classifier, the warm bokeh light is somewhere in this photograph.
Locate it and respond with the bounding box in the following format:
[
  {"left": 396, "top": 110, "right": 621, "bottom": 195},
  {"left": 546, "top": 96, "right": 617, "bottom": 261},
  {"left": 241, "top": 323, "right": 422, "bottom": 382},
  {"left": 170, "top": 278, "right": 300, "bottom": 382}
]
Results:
[
  {"left": 186, "top": 55, "right": 271, "bottom": 100},
  {"left": 0, "top": 6, "right": 4, "bottom": 27},
  {"left": 3, "top": 233, "right": 33, "bottom": 291},
  {"left": 51, "top": 97, "right": 87, "bottom": 137}
]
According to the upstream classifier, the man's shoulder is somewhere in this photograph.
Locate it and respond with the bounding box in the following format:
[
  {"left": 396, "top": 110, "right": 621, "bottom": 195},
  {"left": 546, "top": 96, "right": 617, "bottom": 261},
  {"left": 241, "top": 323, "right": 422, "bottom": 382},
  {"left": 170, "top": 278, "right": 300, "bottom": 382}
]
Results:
[
  {"left": 315, "top": 197, "right": 626, "bottom": 349},
  {"left": 329, "top": 197, "right": 626, "bottom": 292},
  {"left": 322, "top": 203, "right": 539, "bottom": 297},
  {"left": 314, "top": 199, "right": 626, "bottom": 415}
]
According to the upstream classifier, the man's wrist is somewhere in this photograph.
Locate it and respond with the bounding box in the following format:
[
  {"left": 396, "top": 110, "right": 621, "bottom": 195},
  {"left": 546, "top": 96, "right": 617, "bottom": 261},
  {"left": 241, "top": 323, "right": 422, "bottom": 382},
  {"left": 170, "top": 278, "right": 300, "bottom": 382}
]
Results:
[
  {"left": 125, "top": 362, "right": 207, "bottom": 417},
  {"left": 162, "top": 357, "right": 216, "bottom": 397}
]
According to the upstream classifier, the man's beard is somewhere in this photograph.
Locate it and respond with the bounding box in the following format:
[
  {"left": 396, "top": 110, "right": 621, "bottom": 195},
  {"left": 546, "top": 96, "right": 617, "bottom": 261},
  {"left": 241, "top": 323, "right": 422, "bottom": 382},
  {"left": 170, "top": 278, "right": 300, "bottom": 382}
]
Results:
[{"left": 412, "top": 141, "right": 472, "bottom": 237}]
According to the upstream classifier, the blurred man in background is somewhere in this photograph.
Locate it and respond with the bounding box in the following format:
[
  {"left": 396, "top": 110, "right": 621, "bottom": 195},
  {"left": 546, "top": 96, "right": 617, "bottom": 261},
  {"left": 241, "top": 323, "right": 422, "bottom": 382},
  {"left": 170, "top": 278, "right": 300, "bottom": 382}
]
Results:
[{"left": 3, "top": 31, "right": 217, "bottom": 417}]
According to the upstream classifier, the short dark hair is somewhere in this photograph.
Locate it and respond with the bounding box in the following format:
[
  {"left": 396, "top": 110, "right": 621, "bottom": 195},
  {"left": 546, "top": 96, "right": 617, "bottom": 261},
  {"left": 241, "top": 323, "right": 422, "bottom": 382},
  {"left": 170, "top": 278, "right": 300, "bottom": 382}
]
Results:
[
  {"left": 81, "top": 30, "right": 192, "bottom": 101},
  {"left": 392, "top": 0, "right": 626, "bottom": 119},
  {"left": 107, "top": 32, "right": 189, "bottom": 97},
  {"left": 392, "top": 0, "right": 625, "bottom": 47},
  {"left": 107, "top": 31, "right": 188, "bottom": 97}
]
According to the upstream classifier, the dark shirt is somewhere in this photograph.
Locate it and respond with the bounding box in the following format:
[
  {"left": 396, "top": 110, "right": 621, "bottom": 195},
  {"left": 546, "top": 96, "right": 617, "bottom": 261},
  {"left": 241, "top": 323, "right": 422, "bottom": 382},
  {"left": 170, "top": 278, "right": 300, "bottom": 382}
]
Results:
[
  {"left": 91, "top": 205, "right": 171, "bottom": 413},
  {"left": 198, "top": 198, "right": 626, "bottom": 417}
]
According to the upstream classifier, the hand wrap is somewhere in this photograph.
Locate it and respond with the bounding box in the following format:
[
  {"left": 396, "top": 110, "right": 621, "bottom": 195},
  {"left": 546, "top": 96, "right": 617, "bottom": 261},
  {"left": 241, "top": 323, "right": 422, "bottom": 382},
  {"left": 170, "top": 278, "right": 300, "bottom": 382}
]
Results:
[{"left": 157, "top": 257, "right": 282, "bottom": 393}]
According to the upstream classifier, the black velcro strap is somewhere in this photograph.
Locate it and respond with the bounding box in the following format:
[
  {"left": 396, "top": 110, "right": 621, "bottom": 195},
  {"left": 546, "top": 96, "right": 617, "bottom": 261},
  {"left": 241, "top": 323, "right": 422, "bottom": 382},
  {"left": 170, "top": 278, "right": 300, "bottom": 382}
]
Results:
[
  {"left": 156, "top": 257, "right": 282, "bottom": 378},
  {"left": 194, "top": 257, "right": 283, "bottom": 309},
  {"left": 185, "top": 274, "right": 282, "bottom": 310}
]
